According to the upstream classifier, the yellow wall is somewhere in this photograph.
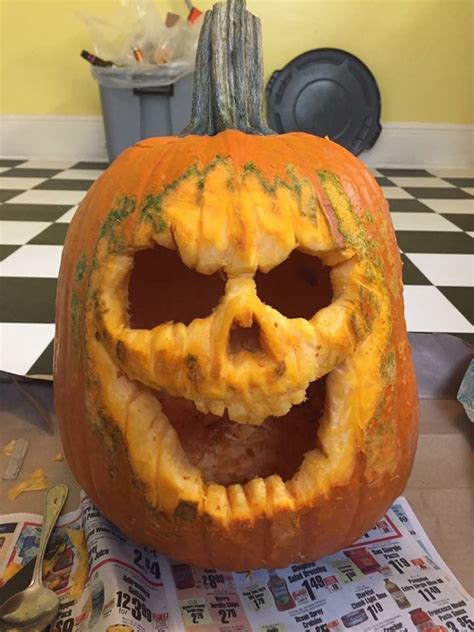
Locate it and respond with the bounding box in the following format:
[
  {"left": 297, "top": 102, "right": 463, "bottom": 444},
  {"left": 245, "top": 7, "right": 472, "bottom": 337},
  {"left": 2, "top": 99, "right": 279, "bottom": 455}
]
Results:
[{"left": 0, "top": 0, "right": 472, "bottom": 123}]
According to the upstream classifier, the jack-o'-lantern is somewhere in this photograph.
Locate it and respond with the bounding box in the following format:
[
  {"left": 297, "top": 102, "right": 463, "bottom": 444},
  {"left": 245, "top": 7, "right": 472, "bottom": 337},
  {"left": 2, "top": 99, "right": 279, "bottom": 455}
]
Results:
[{"left": 55, "top": 0, "right": 418, "bottom": 570}]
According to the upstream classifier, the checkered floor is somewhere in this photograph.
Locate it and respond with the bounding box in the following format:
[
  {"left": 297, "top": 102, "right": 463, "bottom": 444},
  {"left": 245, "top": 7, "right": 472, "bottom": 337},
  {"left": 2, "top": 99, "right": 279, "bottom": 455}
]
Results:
[{"left": 0, "top": 159, "right": 473, "bottom": 376}]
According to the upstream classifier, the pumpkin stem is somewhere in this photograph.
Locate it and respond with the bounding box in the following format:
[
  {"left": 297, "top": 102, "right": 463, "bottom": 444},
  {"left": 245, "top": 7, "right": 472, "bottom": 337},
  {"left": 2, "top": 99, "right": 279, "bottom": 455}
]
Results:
[{"left": 181, "top": 0, "right": 274, "bottom": 136}]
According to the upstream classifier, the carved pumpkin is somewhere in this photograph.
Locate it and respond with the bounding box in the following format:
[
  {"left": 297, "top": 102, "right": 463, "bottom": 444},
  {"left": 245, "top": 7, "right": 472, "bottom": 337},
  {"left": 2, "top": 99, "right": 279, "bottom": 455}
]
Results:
[{"left": 55, "top": 0, "right": 418, "bottom": 570}]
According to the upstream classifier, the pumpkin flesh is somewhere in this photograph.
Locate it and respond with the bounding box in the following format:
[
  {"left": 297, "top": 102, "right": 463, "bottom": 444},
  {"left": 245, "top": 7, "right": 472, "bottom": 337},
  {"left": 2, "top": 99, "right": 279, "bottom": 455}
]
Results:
[{"left": 55, "top": 131, "right": 418, "bottom": 570}]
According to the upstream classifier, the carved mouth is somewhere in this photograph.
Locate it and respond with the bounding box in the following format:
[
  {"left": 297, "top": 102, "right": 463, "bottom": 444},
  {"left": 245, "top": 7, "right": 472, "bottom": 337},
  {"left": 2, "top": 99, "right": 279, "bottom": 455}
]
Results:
[
  {"left": 90, "top": 339, "right": 328, "bottom": 488},
  {"left": 155, "top": 377, "right": 326, "bottom": 486}
]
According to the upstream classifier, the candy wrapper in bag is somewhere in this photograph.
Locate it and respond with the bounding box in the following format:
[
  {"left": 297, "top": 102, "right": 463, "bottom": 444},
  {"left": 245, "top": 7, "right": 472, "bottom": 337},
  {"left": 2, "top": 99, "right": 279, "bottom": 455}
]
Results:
[
  {"left": 79, "top": 0, "right": 202, "bottom": 88},
  {"left": 78, "top": 0, "right": 165, "bottom": 66}
]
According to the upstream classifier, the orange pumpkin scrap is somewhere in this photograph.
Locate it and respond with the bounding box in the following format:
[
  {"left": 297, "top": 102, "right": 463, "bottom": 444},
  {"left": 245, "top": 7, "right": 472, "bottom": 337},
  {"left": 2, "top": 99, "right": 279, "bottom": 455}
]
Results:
[{"left": 55, "top": 0, "right": 418, "bottom": 570}]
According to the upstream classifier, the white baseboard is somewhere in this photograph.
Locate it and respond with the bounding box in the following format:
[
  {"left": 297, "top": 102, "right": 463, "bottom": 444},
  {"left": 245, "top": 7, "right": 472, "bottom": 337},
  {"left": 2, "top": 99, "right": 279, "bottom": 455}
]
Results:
[
  {"left": 361, "top": 122, "right": 474, "bottom": 169},
  {"left": 0, "top": 115, "right": 473, "bottom": 169},
  {"left": 0, "top": 115, "right": 107, "bottom": 162}
]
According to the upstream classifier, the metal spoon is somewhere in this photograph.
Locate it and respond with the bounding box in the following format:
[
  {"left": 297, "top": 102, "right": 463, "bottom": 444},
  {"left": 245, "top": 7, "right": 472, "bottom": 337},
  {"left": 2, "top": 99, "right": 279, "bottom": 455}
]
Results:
[{"left": 0, "top": 484, "right": 68, "bottom": 631}]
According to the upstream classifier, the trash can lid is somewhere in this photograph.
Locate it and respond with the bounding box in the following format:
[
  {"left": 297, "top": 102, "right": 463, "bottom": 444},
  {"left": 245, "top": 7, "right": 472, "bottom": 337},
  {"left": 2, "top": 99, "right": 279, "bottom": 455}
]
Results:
[{"left": 266, "top": 48, "right": 382, "bottom": 156}]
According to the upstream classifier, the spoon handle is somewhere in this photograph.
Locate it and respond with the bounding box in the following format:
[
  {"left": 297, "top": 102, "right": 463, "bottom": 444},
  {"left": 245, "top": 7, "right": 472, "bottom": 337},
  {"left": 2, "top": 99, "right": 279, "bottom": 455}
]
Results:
[{"left": 31, "top": 484, "right": 69, "bottom": 586}]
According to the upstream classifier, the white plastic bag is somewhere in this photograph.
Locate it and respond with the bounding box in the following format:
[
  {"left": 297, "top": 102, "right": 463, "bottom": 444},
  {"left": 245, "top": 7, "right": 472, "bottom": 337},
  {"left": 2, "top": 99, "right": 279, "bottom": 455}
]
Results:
[{"left": 79, "top": 0, "right": 202, "bottom": 87}]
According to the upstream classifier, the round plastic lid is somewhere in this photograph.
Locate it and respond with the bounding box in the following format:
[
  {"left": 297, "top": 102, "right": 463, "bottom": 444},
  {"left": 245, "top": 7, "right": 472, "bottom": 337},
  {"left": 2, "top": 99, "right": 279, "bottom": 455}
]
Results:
[{"left": 266, "top": 48, "right": 382, "bottom": 155}]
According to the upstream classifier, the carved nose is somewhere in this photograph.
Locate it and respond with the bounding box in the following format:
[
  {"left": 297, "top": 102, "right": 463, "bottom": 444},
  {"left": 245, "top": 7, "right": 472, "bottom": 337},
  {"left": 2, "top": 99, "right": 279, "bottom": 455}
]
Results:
[{"left": 228, "top": 320, "right": 263, "bottom": 354}]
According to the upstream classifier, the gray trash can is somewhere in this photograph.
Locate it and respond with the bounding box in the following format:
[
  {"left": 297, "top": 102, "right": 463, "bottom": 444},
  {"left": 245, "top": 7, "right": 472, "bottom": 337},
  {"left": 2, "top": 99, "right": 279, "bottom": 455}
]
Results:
[{"left": 96, "top": 72, "right": 194, "bottom": 162}]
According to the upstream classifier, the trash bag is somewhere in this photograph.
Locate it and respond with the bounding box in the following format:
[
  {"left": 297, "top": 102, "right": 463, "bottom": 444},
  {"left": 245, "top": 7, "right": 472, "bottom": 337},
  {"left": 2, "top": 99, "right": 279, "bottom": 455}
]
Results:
[{"left": 79, "top": 0, "right": 202, "bottom": 87}]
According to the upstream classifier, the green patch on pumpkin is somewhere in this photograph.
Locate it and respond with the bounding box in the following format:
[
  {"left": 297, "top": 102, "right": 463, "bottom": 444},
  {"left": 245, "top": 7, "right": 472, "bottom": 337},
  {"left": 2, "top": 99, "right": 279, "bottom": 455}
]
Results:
[
  {"left": 242, "top": 161, "right": 318, "bottom": 220},
  {"left": 71, "top": 291, "right": 82, "bottom": 354},
  {"left": 364, "top": 209, "right": 375, "bottom": 224},
  {"left": 141, "top": 195, "right": 167, "bottom": 234},
  {"left": 91, "top": 196, "right": 136, "bottom": 266},
  {"left": 99, "top": 196, "right": 136, "bottom": 240},
  {"left": 317, "top": 169, "right": 394, "bottom": 342},
  {"left": 381, "top": 350, "right": 396, "bottom": 382},
  {"left": 74, "top": 254, "right": 87, "bottom": 283},
  {"left": 91, "top": 411, "right": 122, "bottom": 460},
  {"left": 140, "top": 155, "right": 233, "bottom": 233}
]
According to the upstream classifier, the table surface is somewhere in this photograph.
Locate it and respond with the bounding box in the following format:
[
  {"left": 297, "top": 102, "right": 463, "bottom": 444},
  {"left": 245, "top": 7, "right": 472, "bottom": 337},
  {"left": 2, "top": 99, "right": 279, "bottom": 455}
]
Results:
[{"left": 0, "top": 381, "right": 472, "bottom": 595}]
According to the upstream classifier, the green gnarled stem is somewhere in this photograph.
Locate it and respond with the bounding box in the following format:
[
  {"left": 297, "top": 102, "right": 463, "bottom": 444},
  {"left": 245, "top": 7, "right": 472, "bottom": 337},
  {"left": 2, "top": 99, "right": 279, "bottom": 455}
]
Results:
[{"left": 182, "top": 0, "right": 274, "bottom": 136}]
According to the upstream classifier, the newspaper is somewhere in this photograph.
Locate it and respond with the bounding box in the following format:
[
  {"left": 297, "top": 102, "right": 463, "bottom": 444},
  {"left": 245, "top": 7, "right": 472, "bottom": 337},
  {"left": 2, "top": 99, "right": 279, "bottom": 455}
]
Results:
[{"left": 0, "top": 495, "right": 472, "bottom": 631}]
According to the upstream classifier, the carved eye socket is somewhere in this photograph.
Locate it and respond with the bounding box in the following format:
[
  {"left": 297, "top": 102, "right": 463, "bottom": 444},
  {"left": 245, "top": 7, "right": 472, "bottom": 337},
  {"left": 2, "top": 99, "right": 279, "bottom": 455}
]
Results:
[
  {"left": 128, "top": 247, "right": 333, "bottom": 330},
  {"left": 255, "top": 250, "right": 332, "bottom": 319},
  {"left": 128, "top": 246, "right": 226, "bottom": 329}
]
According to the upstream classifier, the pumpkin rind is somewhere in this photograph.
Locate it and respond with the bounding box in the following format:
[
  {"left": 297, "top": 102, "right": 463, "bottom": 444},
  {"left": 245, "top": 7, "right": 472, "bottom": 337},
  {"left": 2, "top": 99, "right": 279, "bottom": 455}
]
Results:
[{"left": 55, "top": 130, "right": 418, "bottom": 570}]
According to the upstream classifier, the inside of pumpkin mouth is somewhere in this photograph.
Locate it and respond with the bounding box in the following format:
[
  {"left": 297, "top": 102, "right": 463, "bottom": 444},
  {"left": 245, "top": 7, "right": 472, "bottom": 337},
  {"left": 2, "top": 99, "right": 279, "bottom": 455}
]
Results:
[{"left": 155, "top": 377, "right": 326, "bottom": 486}]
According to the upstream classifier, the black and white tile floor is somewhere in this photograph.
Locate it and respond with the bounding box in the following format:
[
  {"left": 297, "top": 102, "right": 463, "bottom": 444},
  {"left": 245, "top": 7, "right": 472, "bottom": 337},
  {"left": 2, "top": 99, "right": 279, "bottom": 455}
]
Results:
[{"left": 0, "top": 159, "right": 473, "bottom": 376}]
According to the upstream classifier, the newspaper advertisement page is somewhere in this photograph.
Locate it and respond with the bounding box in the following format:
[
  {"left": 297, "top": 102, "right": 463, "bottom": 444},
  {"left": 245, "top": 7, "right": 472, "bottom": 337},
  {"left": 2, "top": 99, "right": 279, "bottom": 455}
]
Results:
[
  {"left": 163, "top": 499, "right": 473, "bottom": 632},
  {"left": 0, "top": 495, "right": 174, "bottom": 632},
  {"left": 1, "top": 496, "right": 472, "bottom": 631},
  {"left": 160, "top": 563, "right": 253, "bottom": 631},
  {"left": 227, "top": 499, "right": 474, "bottom": 632}
]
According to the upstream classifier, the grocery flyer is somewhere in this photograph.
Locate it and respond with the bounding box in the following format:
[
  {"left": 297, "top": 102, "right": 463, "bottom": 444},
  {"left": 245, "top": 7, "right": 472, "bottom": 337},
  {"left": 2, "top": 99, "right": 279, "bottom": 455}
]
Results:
[
  {"left": 0, "top": 496, "right": 172, "bottom": 632},
  {"left": 0, "top": 496, "right": 472, "bottom": 631},
  {"left": 162, "top": 563, "right": 252, "bottom": 631}
]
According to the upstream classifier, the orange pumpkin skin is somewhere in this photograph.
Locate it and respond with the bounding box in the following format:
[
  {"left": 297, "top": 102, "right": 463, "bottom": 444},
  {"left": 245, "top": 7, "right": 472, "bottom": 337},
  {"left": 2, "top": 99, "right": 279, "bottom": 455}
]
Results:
[{"left": 55, "top": 130, "right": 418, "bottom": 571}]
